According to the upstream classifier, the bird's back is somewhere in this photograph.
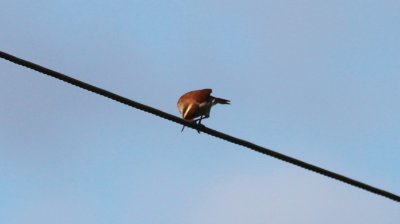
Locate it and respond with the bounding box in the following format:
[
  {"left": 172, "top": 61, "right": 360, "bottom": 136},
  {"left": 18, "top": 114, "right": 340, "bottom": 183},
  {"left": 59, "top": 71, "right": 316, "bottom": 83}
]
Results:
[{"left": 178, "top": 89, "right": 212, "bottom": 104}]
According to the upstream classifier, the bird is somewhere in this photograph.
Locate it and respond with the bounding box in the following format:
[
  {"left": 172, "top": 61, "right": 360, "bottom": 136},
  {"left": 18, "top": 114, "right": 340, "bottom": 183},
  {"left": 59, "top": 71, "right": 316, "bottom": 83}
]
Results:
[{"left": 177, "top": 88, "right": 230, "bottom": 132}]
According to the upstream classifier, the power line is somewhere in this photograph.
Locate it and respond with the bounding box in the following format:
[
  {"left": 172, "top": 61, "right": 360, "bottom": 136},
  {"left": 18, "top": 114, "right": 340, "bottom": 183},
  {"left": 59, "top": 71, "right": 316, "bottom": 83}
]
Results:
[{"left": 1, "top": 50, "right": 399, "bottom": 203}]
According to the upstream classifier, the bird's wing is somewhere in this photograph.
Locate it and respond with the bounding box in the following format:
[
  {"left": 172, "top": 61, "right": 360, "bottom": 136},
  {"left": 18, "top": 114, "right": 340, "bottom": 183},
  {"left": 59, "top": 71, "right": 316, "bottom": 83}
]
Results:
[{"left": 182, "top": 103, "right": 199, "bottom": 120}]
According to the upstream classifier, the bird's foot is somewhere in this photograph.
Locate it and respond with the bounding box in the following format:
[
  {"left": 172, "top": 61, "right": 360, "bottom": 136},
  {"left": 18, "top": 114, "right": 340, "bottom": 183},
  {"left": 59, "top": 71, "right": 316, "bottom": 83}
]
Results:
[{"left": 181, "top": 117, "right": 206, "bottom": 134}]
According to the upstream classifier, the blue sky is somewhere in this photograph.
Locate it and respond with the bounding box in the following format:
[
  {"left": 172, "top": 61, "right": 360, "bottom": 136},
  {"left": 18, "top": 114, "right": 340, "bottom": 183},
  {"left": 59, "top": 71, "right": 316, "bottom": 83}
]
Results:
[{"left": 1, "top": 0, "right": 399, "bottom": 223}]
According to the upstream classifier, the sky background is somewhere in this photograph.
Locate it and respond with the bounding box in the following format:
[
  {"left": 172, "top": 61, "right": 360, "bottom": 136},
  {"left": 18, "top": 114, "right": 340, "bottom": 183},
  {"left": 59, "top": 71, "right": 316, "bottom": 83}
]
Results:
[{"left": 1, "top": 0, "right": 399, "bottom": 223}]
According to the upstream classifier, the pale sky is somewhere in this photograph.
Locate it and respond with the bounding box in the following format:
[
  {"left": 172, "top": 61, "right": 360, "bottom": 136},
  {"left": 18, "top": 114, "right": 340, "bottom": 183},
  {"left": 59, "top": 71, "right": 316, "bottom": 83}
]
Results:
[{"left": 1, "top": 1, "right": 399, "bottom": 223}]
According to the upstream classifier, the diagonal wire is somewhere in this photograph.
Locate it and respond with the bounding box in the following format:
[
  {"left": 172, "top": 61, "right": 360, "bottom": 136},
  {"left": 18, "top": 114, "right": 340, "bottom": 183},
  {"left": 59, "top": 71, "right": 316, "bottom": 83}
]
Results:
[{"left": 1, "top": 50, "right": 399, "bottom": 203}]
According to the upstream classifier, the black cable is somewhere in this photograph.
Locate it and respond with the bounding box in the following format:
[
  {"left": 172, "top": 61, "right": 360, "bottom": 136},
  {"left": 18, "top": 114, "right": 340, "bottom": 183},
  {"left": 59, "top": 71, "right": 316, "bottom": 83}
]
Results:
[{"left": 1, "top": 50, "right": 399, "bottom": 203}]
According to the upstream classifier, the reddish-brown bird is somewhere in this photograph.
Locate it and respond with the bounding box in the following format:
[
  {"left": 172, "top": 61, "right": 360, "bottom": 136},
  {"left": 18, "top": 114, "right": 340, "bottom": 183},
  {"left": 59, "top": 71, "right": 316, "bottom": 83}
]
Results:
[{"left": 177, "top": 89, "right": 230, "bottom": 132}]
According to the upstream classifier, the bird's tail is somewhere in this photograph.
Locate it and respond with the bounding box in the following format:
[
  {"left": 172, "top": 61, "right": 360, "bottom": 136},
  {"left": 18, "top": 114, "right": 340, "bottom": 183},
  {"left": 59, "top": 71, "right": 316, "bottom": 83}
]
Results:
[{"left": 213, "top": 97, "right": 230, "bottom": 105}]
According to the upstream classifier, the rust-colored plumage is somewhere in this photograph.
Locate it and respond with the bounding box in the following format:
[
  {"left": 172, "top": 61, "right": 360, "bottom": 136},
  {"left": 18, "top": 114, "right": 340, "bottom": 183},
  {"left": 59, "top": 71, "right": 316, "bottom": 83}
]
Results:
[{"left": 177, "top": 89, "right": 230, "bottom": 132}]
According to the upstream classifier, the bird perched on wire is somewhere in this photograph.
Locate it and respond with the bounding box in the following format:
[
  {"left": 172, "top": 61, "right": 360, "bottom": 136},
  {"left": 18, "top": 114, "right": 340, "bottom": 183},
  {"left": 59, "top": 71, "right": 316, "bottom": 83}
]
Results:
[{"left": 177, "top": 88, "right": 230, "bottom": 132}]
